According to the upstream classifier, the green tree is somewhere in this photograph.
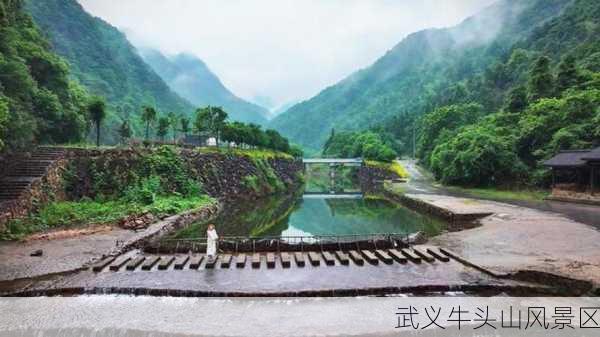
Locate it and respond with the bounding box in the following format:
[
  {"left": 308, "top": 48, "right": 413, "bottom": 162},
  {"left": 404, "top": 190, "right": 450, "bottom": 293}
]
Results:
[
  {"left": 87, "top": 97, "right": 106, "bottom": 147},
  {"left": 180, "top": 116, "right": 190, "bottom": 138},
  {"left": 141, "top": 106, "right": 157, "bottom": 140},
  {"left": 417, "top": 103, "right": 483, "bottom": 164},
  {"left": 504, "top": 85, "right": 528, "bottom": 113},
  {"left": 167, "top": 112, "right": 178, "bottom": 141},
  {"left": 556, "top": 55, "right": 581, "bottom": 93},
  {"left": 528, "top": 56, "right": 554, "bottom": 102},
  {"left": 194, "top": 106, "right": 228, "bottom": 147},
  {"left": 429, "top": 122, "right": 525, "bottom": 186},
  {"left": 157, "top": 116, "right": 171, "bottom": 142},
  {"left": 118, "top": 120, "right": 132, "bottom": 145}
]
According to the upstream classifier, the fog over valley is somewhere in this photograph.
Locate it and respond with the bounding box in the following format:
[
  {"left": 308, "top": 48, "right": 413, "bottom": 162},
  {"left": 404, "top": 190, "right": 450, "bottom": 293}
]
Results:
[{"left": 77, "top": 0, "right": 496, "bottom": 111}]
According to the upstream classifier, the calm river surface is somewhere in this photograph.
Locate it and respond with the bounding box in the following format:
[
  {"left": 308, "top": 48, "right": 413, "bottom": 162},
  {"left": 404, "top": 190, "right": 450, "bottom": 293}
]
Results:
[{"left": 171, "top": 165, "right": 442, "bottom": 239}]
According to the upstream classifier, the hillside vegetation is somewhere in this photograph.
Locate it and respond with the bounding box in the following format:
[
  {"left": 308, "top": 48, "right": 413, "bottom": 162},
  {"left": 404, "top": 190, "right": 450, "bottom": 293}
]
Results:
[
  {"left": 274, "top": 0, "right": 600, "bottom": 187},
  {"left": 0, "top": 0, "right": 89, "bottom": 151},
  {"left": 271, "top": 0, "right": 572, "bottom": 148},
  {"left": 25, "top": 0, "right": 194, "bottom": 143}
]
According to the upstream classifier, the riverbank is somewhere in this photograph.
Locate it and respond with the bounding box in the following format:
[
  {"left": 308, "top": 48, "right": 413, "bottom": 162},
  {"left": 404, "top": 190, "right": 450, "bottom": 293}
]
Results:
[
  {"left": 384, "top": 183, "right": 600, "bottom": 289},
  {"left": 0, "top": 146, "right": 303, "bottom": 282}
]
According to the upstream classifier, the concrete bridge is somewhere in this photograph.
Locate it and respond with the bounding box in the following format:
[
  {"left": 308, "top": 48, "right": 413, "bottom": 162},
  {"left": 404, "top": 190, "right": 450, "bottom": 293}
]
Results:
[{"left": 302, "top": 158, "right": 363, "bottom": 166}]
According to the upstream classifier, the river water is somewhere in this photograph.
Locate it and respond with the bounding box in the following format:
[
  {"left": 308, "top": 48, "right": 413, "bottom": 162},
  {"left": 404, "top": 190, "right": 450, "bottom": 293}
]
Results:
[{"left": 170, "top": 165, "right": 443, "bottom": 239}]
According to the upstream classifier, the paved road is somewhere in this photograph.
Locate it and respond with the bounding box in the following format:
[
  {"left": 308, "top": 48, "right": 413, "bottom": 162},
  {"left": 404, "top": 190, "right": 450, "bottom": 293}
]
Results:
[{"left": 398, "top": 159, "right": 600, "bottom": 230}]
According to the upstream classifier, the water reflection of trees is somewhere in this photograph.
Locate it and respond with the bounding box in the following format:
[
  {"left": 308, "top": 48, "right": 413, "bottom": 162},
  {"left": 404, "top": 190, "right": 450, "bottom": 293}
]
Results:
[{"left": 170, "top": 192, "right": 303, "bottom": 238}]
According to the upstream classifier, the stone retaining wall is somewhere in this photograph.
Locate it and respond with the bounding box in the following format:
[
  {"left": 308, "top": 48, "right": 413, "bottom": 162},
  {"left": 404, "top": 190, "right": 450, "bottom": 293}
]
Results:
[
  {"left": 181, "top": 150, "right": 304, "bottom": 200},
  {"left": 357, "top": 166, "right": 397, "bottom": 193}
]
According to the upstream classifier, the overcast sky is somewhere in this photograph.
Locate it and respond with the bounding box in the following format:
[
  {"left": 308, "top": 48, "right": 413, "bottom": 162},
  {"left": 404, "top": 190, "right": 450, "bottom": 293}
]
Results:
[{"left": 78, "top": 0, "right": 496, "bottom": 110}]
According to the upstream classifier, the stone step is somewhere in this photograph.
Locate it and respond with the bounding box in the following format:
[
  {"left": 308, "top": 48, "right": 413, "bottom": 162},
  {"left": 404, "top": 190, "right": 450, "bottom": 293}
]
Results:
[
  {"left": 388, "top": 249, "right": 408, "bottom": 263},
  {"left": 109, "top": 257, "right": 131, "bottom": 271},
  {"left": 334, "top": 251, "right": 350, "bottom": 265},
  {"left": 235, "top": 254, "right": 246, "bottom": 268},
  {"left": 374, "top": 250, "right": 394, "bottom": 264},
  {"left": 426, "top": 247, "right": 450, "bottom": 262},
  {"left": 280, "top": 252, "right": 291, "bottom": 268},
  {"left": 158, "top": 256, "right": 175, "bottom": 270},
  {"left": 252, "top": 253, "right": 261, "bottom": 269},
  {"left": 220, "top": 254, "right": 232, "bottom": 268},
  {"left": 126, "top": 257, "right": 146, "bottom": 271},
  {"left": 0, "top": 195, "right": 21, "bottom": 201},
  {"left": 0, "top": 181, "right": 29, "bottom": 185},
  {"left": 308, "top": 252, "right": 321, "bottom": 266},
  {"left": 361, "top": 250, "right": 379, "bottom": 265},
  {"left": 401, "top": 249, "right": 422, "bottom": 263},
  {"left": 141, "top": 256, "right": 161, "bottom": 270},
  {"left": 294, "top": 252, "right": 305, "bottom": 267},
  {"left": 205, "top": 256, "right": 218, "bottom": 269},
  {"left": 188, "top": 255, "right": 204, "bottom": 269},
  {"left": 91, "top": 256, "right": 116, "bottom": 272},
  {"left": 348, "top": 251, "right": 364, "bottom": 266},
  {"left": 266, "top": 253, "right": 276, "bottom": 268},
  {"left": 321, "top": 251, "right": 335, "bottom": 266},
  {"left": 412, "top": 248, "right": 436, "bottom": 263},
  {"left": 174, "top": 256, "right": 190, "bottom": 270},
  {"left": 0, "top": 190, "right": 25, "bottom": 194}
]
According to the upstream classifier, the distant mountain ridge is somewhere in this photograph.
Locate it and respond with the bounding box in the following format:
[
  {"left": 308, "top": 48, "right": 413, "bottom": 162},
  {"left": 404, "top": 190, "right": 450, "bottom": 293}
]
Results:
[
  {"left": 139, "top": 49, "right": 269, "bottom": 125},
  {"left": 270, "top": 0, "right": 575, "bottom": 150},
  {"left": 25, "top": 0, "right": 194, "bottom": 121}
]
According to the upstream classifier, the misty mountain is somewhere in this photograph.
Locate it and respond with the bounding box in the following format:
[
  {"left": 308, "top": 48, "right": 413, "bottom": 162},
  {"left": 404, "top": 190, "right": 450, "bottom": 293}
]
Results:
[
  {"left": 139, "top": 49, "right": 269, "bottom": 125},
  {"left": 25, "top": 0, "right": 194, "bottom": 124},
  {"left": 270, "top": 0, "right": 575, "bottom": 150}
]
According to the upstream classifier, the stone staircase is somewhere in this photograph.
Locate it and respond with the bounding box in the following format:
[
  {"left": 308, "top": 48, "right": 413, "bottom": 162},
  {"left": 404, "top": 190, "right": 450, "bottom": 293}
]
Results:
[
  {"left": 0, "top": 147, "right": 66, "bottom": 202},
  {"left": 0, "top": 147, "right": 67, "bottom": 229}
]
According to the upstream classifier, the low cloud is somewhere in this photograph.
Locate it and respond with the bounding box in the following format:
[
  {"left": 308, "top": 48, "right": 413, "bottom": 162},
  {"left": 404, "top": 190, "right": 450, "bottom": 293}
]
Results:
[{"left": 78, "top": 0, "right": 496, "bottom": 108}]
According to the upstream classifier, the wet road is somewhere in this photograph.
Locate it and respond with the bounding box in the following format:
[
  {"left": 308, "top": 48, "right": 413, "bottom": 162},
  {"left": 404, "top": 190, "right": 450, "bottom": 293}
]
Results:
[{"left": 398, "top": 160, "right": 600, "bottom": 230}]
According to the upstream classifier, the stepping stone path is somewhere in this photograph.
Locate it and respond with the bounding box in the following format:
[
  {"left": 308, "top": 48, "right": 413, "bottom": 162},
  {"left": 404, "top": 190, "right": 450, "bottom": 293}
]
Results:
[{"left": 93, "top": 247, "right": 457, "bottom": 272}]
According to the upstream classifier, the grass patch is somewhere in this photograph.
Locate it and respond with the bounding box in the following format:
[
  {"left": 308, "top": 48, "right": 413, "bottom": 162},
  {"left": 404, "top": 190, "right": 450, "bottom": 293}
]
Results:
[
  {"left": 242, "top": 175, "right": 260, "bottom": 193},
  {"left": 197, "top": 147, "right": 293, "bottom": 160},
  {"left": 383, "top": 181, "right": 407, "bottom": 195},
  {"left": 446, "top": 186, "right": 548, "bottom": 203},
  {"left": 1, "top": 195, "right": 215, "bottom": 241},
  {"left": 365, "top": 160, "right": 409, "bottom": 178}
]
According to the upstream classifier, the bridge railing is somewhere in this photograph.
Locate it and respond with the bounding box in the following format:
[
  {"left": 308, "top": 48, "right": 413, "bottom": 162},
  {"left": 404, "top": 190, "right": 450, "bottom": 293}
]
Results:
[{"left": 148, "top": 233, "right": 412, "bottom": 254}]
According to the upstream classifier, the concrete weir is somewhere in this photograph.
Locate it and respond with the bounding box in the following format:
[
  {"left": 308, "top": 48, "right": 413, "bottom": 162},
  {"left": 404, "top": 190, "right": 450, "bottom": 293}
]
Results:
[{"left": 0, "top": 245, "right": 575, "bottom": 297}]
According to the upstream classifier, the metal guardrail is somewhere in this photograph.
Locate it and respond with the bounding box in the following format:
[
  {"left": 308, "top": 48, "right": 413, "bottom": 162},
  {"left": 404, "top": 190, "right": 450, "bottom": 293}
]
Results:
[{"left": 153, "top": 233, "right": 412, "bottom": 254}]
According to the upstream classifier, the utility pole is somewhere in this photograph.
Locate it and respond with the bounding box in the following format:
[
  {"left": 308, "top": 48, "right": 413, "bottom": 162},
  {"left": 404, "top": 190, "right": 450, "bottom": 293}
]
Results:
[{"left": 412, "top": 122, "right": 416, "bottom": 160}]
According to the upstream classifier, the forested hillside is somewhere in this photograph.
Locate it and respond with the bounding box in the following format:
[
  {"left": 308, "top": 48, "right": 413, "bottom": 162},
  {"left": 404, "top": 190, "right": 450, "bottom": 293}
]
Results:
[
  {"left": 416, "top": 0, "right": 600, "bottom": 187},
  {"left": 0, "top": 0, "right": 88, "bottom": 151},
  {"left": 25, "top": 0, "right": 194, "bottom": 142},
  {"left": 271, "top": 0, "right": 574, "bottom": 151},
  {"left": 140, "top": 49, "right": 269, "bottom": 125}
]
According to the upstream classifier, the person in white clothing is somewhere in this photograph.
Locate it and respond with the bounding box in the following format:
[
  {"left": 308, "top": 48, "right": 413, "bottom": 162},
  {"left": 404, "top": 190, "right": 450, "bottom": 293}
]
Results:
[{"left": 206, "top": 224, "right": 219, "bottom": 260}]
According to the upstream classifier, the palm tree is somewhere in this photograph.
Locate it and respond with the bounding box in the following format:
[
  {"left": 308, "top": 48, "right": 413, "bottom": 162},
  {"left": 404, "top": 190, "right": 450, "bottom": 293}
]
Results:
[
  {"left": 141, "top": 106, "right": 157, "bottom": 140},
  {"left": 157, "top": 116, "right": 171, "bottom": 142},
  {"left": 88, "top": 97, "right": 106, "bottom": 147}
]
